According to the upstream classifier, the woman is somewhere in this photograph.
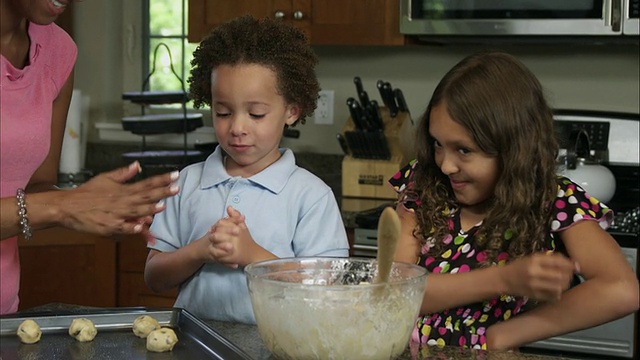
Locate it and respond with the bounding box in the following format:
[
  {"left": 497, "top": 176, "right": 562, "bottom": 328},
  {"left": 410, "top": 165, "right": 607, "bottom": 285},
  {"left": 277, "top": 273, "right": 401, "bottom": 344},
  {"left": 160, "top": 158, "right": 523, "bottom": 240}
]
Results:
[{"left": 1, "top": 0, "right": 179, "bottom": 314}]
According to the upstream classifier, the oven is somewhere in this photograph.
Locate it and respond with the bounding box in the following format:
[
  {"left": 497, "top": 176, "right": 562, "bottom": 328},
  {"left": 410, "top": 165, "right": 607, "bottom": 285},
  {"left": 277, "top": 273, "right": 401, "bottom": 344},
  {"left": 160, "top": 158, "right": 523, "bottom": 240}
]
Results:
[
  {"left": 624, "top": 0, "right": 640, "bottom": 35},
  {"left": 351, "top": 110, "right": 639, "bottom": 359}
]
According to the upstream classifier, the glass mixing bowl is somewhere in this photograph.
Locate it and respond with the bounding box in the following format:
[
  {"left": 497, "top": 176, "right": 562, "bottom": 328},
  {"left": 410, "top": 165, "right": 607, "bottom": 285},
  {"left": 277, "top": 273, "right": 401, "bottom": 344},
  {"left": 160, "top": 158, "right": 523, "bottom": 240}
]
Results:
[{"left": 244, "top": 257, "right": 427, "bottom": 360}]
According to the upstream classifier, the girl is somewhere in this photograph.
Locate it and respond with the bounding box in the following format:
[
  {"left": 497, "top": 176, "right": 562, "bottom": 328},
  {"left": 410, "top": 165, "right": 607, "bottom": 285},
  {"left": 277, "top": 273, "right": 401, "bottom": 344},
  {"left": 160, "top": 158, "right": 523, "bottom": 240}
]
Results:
[
  {"left": 144, "top": 15, "right": 349, "bottom": 324},
  {"left": 389, "top": 51, "right": 638, "bottom": 351}
]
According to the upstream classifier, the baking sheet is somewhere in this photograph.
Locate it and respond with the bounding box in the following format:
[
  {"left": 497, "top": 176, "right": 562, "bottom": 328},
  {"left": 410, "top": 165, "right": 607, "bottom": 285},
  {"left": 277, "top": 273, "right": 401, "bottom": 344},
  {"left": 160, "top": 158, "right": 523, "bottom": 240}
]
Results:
[{"left": 0, "top": 307, "right": 252, "bottom": 360}]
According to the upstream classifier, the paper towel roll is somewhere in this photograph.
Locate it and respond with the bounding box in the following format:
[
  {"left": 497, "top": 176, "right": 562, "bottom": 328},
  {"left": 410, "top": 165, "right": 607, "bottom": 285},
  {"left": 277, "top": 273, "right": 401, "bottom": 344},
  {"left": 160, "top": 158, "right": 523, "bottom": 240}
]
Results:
[{"left": 59, "top": 89, "right": 84, "bottom": 174}]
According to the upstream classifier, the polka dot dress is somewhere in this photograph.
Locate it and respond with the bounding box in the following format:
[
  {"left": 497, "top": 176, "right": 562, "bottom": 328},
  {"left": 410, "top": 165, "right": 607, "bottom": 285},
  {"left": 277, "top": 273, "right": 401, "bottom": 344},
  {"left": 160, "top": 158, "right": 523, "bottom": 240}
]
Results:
[{"left": 389, "top": 162, "right": 613, "bottom": 349}]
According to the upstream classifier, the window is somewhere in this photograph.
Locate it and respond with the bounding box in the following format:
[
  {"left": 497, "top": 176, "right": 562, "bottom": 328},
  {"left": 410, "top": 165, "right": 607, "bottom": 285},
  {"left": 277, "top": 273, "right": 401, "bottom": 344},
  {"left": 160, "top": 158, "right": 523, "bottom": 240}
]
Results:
[{"left": 145, "top": 0, "right": 198, "bottom": 96}]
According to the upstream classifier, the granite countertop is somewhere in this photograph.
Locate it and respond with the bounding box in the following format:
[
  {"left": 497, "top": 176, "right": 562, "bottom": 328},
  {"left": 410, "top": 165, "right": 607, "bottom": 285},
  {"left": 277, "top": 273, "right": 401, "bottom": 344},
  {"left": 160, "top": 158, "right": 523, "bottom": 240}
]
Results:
[
  {"left": 6, "top": 303, "right": 575, "bottom": 360},
  {"left": 206, "top": 318, "right": 571, "bottom": 360}
]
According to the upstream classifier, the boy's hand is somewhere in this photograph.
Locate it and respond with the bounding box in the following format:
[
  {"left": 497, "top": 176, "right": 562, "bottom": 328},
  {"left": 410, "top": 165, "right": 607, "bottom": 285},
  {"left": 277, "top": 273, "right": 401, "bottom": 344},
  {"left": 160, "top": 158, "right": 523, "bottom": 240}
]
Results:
[{"left": 207, "top": 206, "right": 257, "bottom": 267}]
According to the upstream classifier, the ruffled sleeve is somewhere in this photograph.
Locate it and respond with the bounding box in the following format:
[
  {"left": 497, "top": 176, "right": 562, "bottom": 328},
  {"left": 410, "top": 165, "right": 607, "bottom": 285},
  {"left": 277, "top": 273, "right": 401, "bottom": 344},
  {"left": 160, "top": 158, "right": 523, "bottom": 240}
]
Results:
[
  {"left": 388, "top": 160, "right": 419, "bottom": 212},
  {"left": 550, "top": 176, "right": 614, "bottom": 233}
]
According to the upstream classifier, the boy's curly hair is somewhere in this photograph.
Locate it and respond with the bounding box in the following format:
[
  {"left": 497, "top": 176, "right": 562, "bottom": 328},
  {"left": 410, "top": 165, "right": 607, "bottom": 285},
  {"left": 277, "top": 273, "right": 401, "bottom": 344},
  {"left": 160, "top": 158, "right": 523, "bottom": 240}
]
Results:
[
  {"left": 188, "top": 15, "right": 320, "bottom": 126},
  {"left": 409, "top": 51, "right": 558, "bottom": 266}
]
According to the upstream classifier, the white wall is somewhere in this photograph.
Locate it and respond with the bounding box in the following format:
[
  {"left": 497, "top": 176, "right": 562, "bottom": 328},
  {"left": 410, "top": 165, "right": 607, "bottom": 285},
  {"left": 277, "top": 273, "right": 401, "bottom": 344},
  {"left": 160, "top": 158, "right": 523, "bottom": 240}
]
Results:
[
  {"left": 305, "top": 44, "right": 640, "bottom": 154},
  {"left": 73, "top": 2, "right": 640, "bottom": 155},
  {"left": 72, "top": 2, "right": 125, "bottom": 140}
]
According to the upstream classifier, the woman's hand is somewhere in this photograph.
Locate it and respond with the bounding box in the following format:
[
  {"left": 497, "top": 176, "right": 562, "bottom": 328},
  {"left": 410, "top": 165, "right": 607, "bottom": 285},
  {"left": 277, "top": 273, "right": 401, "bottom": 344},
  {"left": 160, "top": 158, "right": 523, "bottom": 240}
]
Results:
[
  {"left": 502, "top": 252, "right": 577, "bottom": 301},
  {"left": 55, "top": 162, "right": 179, "bottom": 237}
]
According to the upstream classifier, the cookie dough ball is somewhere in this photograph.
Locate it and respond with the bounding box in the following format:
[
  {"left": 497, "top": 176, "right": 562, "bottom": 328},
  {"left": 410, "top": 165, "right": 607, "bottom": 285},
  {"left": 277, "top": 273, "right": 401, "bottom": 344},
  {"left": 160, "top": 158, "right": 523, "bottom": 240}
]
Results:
[
  {"left": 132, "top": 315, "right": 161, "bottom": 338},
  {"left": 68, "top": 318, "right": 97, "bottom": 342},
  {"left": 17, "top": 319, "right": 42, "bottom": 344},
  {"left": 146, "top": 328, "right": 178, "bottom": 352}
]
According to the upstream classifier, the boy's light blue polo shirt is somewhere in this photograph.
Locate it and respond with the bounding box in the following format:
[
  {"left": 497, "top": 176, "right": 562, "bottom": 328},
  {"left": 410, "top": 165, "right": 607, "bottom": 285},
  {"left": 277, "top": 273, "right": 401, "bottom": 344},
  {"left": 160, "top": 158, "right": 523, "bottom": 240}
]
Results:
[{"left": 148, "top": 146, "right": 349, "bottom": 323}]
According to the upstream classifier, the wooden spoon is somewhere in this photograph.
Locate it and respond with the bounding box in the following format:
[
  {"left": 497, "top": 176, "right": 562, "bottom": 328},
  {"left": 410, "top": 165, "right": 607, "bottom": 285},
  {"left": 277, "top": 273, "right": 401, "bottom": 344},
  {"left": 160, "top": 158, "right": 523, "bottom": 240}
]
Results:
[{"left": 374, "top": 207, "right": 401, "bottom": 285}]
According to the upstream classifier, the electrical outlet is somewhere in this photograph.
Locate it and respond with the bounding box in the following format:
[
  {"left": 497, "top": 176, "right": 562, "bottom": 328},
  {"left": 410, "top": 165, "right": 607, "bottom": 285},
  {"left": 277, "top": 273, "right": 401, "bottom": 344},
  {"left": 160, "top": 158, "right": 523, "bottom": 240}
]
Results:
[{"left": 314, "top": 90, "right": 334, "bottom": 125}]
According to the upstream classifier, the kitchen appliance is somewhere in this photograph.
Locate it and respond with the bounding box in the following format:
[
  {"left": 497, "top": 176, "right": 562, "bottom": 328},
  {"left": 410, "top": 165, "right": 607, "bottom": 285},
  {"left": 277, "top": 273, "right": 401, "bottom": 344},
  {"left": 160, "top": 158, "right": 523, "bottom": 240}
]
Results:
[
  {"left": 400, "top": 0, "right": 631, "bottom": 37},
  {"left": 557, "top": 128, "right": 617, "bottom": 202},
  {"left": 352, "top": 110, "right": 639, "bottom": 358},
  {"left": 624, "top": 0, "right": 639, "bottom": 34}
]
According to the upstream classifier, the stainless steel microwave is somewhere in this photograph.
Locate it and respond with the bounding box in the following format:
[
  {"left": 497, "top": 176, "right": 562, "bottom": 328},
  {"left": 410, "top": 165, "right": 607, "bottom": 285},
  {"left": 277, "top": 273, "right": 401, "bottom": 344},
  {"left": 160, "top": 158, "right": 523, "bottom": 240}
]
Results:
[{"left": 400, "top": 0, "right": 639, "bottom": 36}]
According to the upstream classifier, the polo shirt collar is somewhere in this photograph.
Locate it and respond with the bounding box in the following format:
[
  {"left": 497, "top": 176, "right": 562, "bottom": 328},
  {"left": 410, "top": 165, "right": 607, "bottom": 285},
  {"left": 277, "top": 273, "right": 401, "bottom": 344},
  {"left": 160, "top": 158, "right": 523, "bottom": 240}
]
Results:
[{"left": 199, "top": 146, "right": 296, "bottom": 194}]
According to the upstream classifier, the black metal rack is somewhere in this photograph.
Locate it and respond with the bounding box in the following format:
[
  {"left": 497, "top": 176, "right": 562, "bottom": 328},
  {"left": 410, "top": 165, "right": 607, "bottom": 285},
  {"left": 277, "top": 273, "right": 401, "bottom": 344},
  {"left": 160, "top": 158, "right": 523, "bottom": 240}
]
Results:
[{"left": 121, "top": 43, "right": 205, "bottom": 174}]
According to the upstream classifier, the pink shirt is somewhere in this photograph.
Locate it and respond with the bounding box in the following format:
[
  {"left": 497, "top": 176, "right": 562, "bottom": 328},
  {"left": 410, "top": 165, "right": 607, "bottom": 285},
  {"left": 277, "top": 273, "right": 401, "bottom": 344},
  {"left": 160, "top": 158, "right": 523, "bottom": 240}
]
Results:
[{"left": 0, "top": 22, "right": 76, "bottom": 314}]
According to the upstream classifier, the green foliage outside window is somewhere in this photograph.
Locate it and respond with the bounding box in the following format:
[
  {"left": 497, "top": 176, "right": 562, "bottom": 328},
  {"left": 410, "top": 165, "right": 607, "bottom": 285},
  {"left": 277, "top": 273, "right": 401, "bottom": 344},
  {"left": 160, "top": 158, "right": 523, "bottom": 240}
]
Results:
[{"left": 147, "top": 0, "right": 198, "bottom": 98}]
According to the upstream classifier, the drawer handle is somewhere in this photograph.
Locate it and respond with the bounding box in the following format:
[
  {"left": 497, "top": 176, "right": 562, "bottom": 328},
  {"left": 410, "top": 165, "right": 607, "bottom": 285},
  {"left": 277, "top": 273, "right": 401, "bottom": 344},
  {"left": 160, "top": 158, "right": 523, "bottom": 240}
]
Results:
[{"left": 353, "top": 244, "right": 378, "bottom": 251}]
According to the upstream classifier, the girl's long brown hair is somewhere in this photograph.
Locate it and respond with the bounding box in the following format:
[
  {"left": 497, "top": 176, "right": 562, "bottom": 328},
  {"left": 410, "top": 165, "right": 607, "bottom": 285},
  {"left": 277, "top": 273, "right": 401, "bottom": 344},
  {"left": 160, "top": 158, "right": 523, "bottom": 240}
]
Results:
[{"left": 409, "top": 51, "right": 558, "bottom": 265}]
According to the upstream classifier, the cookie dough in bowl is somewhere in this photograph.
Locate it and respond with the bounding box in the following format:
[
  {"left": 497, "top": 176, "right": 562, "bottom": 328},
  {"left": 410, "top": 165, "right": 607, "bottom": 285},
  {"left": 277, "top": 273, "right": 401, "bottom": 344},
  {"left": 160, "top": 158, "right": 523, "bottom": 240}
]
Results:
[{"left": 245, "top": 257, "right": 428, "bottom": 360}]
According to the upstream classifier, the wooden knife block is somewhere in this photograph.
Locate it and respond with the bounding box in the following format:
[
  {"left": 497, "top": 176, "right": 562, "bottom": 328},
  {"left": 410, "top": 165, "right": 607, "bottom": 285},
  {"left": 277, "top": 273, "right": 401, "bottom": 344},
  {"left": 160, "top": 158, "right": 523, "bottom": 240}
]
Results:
[{"left": 341, "top": 109, "right": 414, "bottom": 201}]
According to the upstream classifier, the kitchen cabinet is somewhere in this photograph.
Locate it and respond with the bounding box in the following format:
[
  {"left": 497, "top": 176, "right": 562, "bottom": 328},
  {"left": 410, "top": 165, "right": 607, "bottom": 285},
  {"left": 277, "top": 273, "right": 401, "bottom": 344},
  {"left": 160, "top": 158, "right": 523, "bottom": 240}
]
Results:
[
  {"left": 188, "top": 0, "right": 405, "bottom": 45},
  {"left": 17, "top": 228, "right": 176, "bottom": 310},
  {"left": 18, "top": 228, "right": 117, "bottom": 310},
  {"left": 117, "top": 234, "right": 177, "bottom": 307}
]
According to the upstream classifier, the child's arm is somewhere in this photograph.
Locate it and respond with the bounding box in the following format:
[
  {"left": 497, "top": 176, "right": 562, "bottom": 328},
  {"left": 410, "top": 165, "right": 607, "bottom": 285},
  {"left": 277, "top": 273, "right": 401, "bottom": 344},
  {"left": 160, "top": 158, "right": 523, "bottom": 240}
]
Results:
[
  {"left": 395, "top": 205, "right": 512, "bottom": 313},
  {"left": 144, "top": 206, "right": 268, "bottom": 292},
  {"left": 394, "top": 204, "right": 576, "bottom": 315},
  {"left": 144, "top": 237, "right": 212, "bottom": 293},
  {"left": 485, "top": 220, "right": 639, "bottom": 350}
]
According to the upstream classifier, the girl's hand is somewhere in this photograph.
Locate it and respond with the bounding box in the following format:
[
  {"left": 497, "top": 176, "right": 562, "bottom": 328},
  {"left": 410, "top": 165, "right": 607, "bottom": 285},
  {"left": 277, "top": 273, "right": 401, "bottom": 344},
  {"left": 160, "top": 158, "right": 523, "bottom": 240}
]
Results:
[
  {"left": 57, "top": 162, "right": 179, "bottom": 237},
  {"left": 502, "top": 252, "right": 577, "bottom": 302}
]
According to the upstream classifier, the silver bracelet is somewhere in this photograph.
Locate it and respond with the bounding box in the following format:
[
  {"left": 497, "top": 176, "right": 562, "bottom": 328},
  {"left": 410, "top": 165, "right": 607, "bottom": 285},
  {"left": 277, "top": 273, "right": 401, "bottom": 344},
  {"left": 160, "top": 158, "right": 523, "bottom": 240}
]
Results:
[{"left": 16, "top": 188, "right": 32, "bottom": 241}]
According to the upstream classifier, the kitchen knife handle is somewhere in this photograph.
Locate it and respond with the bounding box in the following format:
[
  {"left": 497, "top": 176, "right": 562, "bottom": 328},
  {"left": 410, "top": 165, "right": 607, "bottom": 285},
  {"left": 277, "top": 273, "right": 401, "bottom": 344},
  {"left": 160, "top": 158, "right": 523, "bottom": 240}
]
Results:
[
  {"left": 354, "top": 76, "right": 364, "bottom": 96},
  {"left": 336, "top": 133, "right": 350, "bottom": 155},
  {"left": 382, "top": 82, "right": 398, "bottom": 118},
  {"left": 359, "top": 90, "right": 370, "bottom": 108},
  {"left": 369, "top": 100, "right": 385, "bottom": 131},
  {"left": 346, "top": 97, "right": 364, "bottom": 130},
  {"left": 376, "top": 80, "right": 387, "bottom": 106},
  {"left": 394, "top": 88, "right": 409, "bottom": 114}
]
